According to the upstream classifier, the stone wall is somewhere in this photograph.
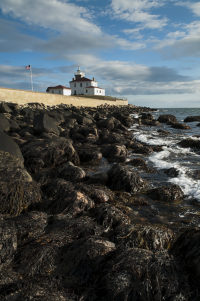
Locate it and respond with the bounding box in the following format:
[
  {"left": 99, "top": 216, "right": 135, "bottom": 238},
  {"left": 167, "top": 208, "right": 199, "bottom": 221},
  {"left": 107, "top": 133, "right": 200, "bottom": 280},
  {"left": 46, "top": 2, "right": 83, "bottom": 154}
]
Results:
[{"left": 0, "top": 87, "right": 128, "bottom": 107}]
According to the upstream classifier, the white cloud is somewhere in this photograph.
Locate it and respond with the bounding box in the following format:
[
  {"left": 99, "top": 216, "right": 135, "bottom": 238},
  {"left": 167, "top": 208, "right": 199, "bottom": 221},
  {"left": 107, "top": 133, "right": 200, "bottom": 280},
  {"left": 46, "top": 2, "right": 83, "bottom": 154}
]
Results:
[{"left": 111, "top": 0, "right": 167, "bottom": 29}]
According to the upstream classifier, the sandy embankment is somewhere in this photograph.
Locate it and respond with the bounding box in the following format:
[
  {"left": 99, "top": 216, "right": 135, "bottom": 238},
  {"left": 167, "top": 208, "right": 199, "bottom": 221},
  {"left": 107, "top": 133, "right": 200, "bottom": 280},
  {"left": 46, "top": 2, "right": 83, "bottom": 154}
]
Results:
[{"left": 0, "top": 87, "right": 128, "bottom": 107}]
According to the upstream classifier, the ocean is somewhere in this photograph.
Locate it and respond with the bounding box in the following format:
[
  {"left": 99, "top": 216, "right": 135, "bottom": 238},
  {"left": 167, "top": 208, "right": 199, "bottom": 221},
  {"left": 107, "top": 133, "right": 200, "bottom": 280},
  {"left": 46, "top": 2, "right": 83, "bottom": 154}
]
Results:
[{"left": 132, "top": 108, "right": 200, "bottom": 204}]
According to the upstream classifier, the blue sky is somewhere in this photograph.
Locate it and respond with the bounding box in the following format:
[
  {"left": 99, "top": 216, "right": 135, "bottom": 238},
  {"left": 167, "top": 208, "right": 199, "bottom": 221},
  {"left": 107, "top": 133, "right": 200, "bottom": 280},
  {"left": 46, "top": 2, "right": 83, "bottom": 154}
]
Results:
[{"left": 0, "top": 0, "right": 200, "bottom": 107}]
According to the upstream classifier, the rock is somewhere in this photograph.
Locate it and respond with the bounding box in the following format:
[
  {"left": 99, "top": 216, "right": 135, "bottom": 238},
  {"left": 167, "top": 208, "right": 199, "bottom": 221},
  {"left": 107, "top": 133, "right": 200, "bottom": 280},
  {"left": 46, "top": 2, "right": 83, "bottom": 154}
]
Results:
[
  {"left": 158, "top": 114, "right": 177, "bottom": 123},
  {"left": 0, "top": 102, "right": 12, "bottom": 113},
  {"left": 170, "top": 122, "right": 191, "bottom": 129},
  {"left": 98, "top": 248, "right": 189, "bottom": 300},
  {"left": 164, "top": 167, "right": 179, "bottom": 177},
  {"left": 0, "top": 131, "right": 24, "bottom": 164},
  {"left": 140, "top": 112, "right": 154, "bottom": 120},
  {"left": 147, "top": 184, "right": 184, "bottom": 202},
  {"left": 171, "top": 229, "right": 200, "bottom": 288},
  {"left": 184, "top": 115, "right": 200, "bottom": 122},
  {"left": 77, "top": 145, "right": 102, "bottom": 165},
  {"left": 102, "top": 144, "right": 128, "bottom": 162},
  {"left": 178, "top": 138, "right": 200, "bottom": 149},
  {"left": 157, "top": 129, "right": 170, "bottom": 135},
  {"left": 107, "top": 164, "right": 147, "bottom": 193},
  {"left": 0, "top": 219, "right": 17, "bottom": 264},
  {"left": 130, "top": 141, "right": 154, "bottom": 155},
  {"left": 22, "top": 137, "right": 79, "bottom": 173},
  {"left": 58, "top": 161, "right": 86, "bottom": 181},
  {"left": 115, "top": 223, "right": 174, "bottom": 251},
  {"left": 0, "top": 114, "right": 10, "bottom": 132},
  {"left": 0, "top": 151, "right": 41, "bottom": 216},
  {"left": 33, "top": 112, "right": 60, "bottom": 135}
]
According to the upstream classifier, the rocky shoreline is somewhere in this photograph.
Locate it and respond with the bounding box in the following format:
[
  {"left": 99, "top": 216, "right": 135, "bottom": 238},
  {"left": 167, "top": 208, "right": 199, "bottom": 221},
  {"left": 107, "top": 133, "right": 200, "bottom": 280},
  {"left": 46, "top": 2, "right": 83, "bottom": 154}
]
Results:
[{"left": 0, "top": 101, "right": 199, "bottom": 300}]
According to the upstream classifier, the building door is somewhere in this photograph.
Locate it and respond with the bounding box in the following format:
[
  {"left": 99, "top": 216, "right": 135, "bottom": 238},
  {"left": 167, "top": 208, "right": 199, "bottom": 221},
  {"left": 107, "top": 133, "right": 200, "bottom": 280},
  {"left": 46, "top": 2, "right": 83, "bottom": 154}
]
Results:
[{"left": 74, "top": 90, "right": 76, "bottom": 95}]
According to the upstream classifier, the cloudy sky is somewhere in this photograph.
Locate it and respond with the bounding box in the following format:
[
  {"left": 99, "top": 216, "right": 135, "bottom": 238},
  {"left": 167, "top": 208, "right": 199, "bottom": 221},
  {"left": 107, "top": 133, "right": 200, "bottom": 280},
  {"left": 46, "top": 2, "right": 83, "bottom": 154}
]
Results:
[{"left": 0, "top": 0, "right": 200, "bottom": 107}]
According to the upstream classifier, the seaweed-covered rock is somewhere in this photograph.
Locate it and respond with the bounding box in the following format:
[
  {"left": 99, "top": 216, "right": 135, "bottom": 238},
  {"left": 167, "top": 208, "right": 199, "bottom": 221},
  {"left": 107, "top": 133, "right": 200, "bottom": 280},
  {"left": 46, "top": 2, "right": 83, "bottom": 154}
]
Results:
[
  {"left": 102, "top": 144, "right": 128, "bottom": 162},
  {"left": 0, "top": 114, "right": 10, "bottom": 132},
  {"left": 0, "top": 131, "right": 24, "bottom": 164},
  {"left": 22, "top": 137, "right": 79, "bottom": 173},
  {"left": 107, "top": 164, "right": 147, "bottom": 193},
  {"left": 184, "top": 116, "right": 200, "bottom": 122},
  {"left": 115, "top": 223, "right": 174, "bottom": 251},
  {"left": 58, "top": 161, "right": 86, "bottom": 181},
  {"left": 171, "top": 228, "right": 200, "bottom": 288},
  {"left": 178, "top": 138, "right": 200, "bottom": 150},
  {"left": 158, "top": 114, "right": 177, "bottom": 123},
  {"left": 0, "top": 219, "right": 17, "bottom": 264},
  {"left": 33, "top": 112, "right": 60, "bottom": 135},
  {"left": 170, "top": 122, "right": 190, "bottom": 130},
  {"left": 147, "top": 184, "right": 184, "bottom": 202},
  {"left": 97, "top": 248, "right": 189, "bottom": 300},
  {"left": 0, "top": 151, "right": 41, "bottom": 216}
]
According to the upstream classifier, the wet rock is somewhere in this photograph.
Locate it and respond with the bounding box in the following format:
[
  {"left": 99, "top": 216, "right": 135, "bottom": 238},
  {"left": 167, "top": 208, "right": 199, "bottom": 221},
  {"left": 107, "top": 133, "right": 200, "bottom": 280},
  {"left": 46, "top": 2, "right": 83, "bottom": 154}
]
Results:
[
  {"left": 178, "top": 138, "right": 200, "bottom": 149},
  {"left": 171, "top": 228, "right": 200, "bottom": 288},
  {"left": 157, "top": 129, "right": 170, "bottom": 135},
  {"left": 76, "top": 144, "right": 102, "bottom": 165},
  {"left": 164, "top": 167, "right": 179, "bottom": 177},
  {"left": 0, "top": 102, "right": 12, "bottom": 113},
  {"left": 0, "top": 131, "right": 24, "bottom": 164},
  {"left": 0, "top": 219, "right": 17, "bottom": 264},
  {"left": 147, "top": 184, "right": 184, "bottom": 202},
  {"left": 102, "top": 144, "right": 128, "bottom": 162},
  {"left": 170, "top": 122, "right": 191, "bottom": 130},
  {"left": 0, "top": 151, "right": 41, "bottom": 216},
  {"left": 107, "top": 164, "right": 147, "bottom": 193},
  {"left": 22, "top": 137, "right": 79, "bottom": 173},
  {"left": 75, "top": 183, "right": 113, "bottom": 204},
  {"left": 158, "top": 114, "right": 177, "bottom": 123},
  {"left": 58, "top": 161, "right": 86, "bottom": 181},
  {"left": 97, "top": 248, "right": 189, "bottom": 300},
  {"left": 184, "top": 115, "right": 200, "bottom": 122},
  {"left": 33, "top": 112, "right": 60, "bottom": 135},
  {"left": 115, "top": 223, "right": 174, "bottom": 251},
  {"left": 130, "top": 141, "right": 154, "bottom": 155},
  {"left": 0, "top": 114, "right": 10, "bottom": 132}
]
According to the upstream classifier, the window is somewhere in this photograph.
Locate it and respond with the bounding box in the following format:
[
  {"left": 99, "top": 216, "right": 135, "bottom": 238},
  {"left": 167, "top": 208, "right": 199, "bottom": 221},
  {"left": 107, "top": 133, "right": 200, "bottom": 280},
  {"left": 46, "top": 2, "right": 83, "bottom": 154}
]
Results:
[
  {"left": 52, "top": 90, "right": 54, "bottom": 94},
  {"left": 86, "top": 89, "right": 88, "bottom": 93},
  {"left": 74, "top": 83, "right": 76, "bottom": 87},
  {"left": 86, "top": 82, "right": 88, "bottom": 86},
  {"left": 80, "top": 83, "right": 82, "bottom": 87},
  {"left": 100, "top": 90, "right": 101, "bottom": 93},
  {"left": 74, "top": 90, "right": 76, "bottom": 95}
]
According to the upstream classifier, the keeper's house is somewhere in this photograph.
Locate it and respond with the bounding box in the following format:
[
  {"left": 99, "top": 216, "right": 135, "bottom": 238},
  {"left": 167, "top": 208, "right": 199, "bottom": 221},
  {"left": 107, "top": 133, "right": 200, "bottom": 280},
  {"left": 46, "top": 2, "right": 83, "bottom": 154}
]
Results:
[
  {"left": 46, "top": 85, "right": 71, "bottom": 96},
  {"left": 70, "top": 67, "right": 105, "bottom": 96}
]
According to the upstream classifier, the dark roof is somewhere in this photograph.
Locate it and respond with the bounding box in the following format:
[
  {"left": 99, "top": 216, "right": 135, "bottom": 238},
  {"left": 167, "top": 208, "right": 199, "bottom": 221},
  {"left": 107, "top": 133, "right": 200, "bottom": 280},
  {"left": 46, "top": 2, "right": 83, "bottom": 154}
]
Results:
[
  {"left": 70, "top": 77, "right": 92, "bottom": 82},
  {"left": 46, "top": 85, "right": 71, "bottom": 91},
  {"left": 86, "top": 86, "right": 104, "bottom": 89}
]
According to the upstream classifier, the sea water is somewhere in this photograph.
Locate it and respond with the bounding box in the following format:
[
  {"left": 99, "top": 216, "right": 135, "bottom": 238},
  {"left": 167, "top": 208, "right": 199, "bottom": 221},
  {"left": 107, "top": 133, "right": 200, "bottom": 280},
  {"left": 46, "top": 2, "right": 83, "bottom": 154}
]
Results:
[{"left": 133, "top": 108, "right": 200, "bottom": 202}]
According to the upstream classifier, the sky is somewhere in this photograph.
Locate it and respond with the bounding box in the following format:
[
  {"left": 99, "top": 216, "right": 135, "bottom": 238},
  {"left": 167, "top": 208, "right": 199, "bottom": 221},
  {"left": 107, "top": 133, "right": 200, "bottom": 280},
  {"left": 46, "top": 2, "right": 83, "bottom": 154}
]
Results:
[{"left": 0, "top": 0, "right": 200, "bottom": 107}]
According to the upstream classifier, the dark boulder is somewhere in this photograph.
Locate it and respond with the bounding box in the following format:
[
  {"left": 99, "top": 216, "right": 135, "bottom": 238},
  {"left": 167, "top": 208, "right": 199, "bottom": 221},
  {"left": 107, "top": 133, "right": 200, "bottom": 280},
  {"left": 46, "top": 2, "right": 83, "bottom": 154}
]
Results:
[
  {"left": 58, "top": 161, "right": 86, "bottom": 181},
  {"left": 157, "top": 129, "right": 170, "bottom": 135},
  {"left": 0, "top": 131, "right": 24, "bottom": 164},
  {"left": 158, "top": 114, "right": 177, "bottom": 123},
  {"left": 170, "top": 122, "right": 190, "bottom": 129},
  {"left": 184, "top": 116, "right": 200, "bottom": 122},
  {"left": 97, "top": 248, "right": 189, "bottom": 300},
  {"left": 77, "top": 144, "right": 102, "bottom": 165},
  {"left": 0, "top": 219, "right": 17, "bottom": 264},
  {"left": 130, "top": 141, "right": 154, "bottom": 155},
  {"left": 0, "top": 114, "right": 10, "bottom": 132},
  {"left": 33, "top": 112, "right": 59, "bottom": 135},
  {"left": 115, "top": 223, "right": 174, "bottom": 251},
  {"left": 147, "top": 184, "right": 184, "bottom": 202},
  {"left": 0, "top": 102, "right": 12, "bottom": 113},
  {"left": 178, "top": 138, "right": 200, "bottom": 149},
  {"left": 102, "top": 144, "right": 128, "bottom": 162},
  {"left": 107, "top": 164, "right": 147, "bottom": 193},
  {"left": 0, "top": 151, "right": 41, "bottom": 216},
  {"left": 171, "top": 228, "right": 200, "bottom": 288},
  {"left": 164, "top": 167, "right": 179, "bottom": 177},
  {"left": 22, "top": 137, "right": 79, "bottom": 173}
]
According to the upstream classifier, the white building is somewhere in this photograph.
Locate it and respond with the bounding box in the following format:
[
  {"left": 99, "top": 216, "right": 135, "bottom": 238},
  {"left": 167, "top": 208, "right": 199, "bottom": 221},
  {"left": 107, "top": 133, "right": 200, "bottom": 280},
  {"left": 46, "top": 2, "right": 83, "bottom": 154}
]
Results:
[
  {"left": 46, "top": 85, "right": 71, "bottom": 96},
  {"left": 70, "top": 67, "right": 105, "bottom": 96}
]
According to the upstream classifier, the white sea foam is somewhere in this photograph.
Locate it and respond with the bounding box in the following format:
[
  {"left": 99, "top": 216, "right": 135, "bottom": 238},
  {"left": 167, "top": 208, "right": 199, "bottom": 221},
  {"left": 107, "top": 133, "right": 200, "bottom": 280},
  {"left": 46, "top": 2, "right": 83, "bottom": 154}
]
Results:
[{"left": 134, "top": 132, "right": 173, "bottom": 146}]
